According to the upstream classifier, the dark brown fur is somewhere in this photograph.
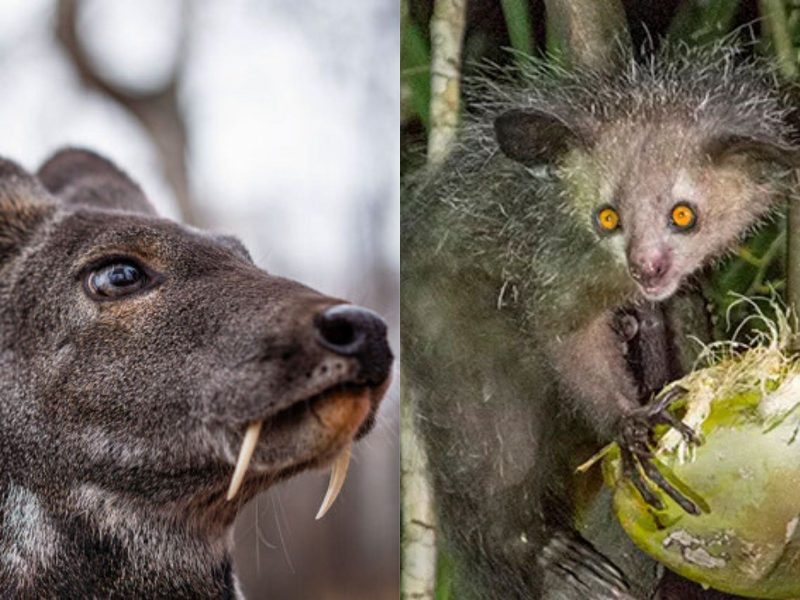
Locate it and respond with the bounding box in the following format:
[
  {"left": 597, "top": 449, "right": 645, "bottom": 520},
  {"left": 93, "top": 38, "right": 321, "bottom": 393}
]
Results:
[{"left": 0, "top": 148, "right": 392, "bottom": 597}]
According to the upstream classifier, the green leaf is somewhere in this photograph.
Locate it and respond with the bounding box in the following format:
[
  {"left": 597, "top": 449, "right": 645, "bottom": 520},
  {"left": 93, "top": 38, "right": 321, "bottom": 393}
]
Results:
[
  {"left": 435, "top": 548, "right": 455, "bottom": 600},
  {"left": 667, "top": 0, "right": 741, "bottom": 45},
  {"left": 401, "top": 11, "right": 431, "bottom": 128},
  {"left": 500, "top": 0, "right": 534, "bottom": 56}
]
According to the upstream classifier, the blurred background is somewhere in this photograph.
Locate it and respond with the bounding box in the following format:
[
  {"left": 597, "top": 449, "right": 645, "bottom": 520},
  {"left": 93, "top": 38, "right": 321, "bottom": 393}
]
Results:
[{"left": 0, "top": 0, "right": 398, "bottom": 598}]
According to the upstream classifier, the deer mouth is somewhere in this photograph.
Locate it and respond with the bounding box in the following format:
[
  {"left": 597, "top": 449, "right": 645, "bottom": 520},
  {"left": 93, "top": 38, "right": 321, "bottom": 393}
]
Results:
[{"left": 223, "top": 377, "right": 389, "bottom": 517}]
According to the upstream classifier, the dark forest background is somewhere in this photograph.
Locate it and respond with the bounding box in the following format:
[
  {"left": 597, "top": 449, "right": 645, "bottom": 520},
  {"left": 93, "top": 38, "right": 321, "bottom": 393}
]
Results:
[{"left": 401, "top": 0, "right": 800, "bottom": 597}]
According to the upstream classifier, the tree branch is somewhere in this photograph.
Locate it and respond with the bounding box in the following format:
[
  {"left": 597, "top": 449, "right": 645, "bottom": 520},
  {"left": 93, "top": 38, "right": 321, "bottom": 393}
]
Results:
[
  {"left": 544, "top": 0, "right": 629, "bottom": 70},
  {"left": 402, "top": 2, "right": 467, "bottom": 598},
  {"left": 426, "top": 0, "right": 467, "bottom": 165},
  {"left": 760, "top": 0, "right": 800, "bottom": 348},
  {"left": 400, "top": 377, "right": 438, "bottom": 600},
  {"left": 55, "top": 0, "right": 199, "bottom": 225}
]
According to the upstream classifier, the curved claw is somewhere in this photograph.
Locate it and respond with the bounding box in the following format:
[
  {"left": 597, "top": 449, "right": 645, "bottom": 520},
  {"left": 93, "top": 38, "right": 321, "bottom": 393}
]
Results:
[
  {"left": 651, "top": 385, "right": 701, "bottom": 444},
  {"left": 656, "top": 410, "right": 701, "bottom": 445},
  {"left": 653, "top": 385, "right": 689, "bottom": 412}
]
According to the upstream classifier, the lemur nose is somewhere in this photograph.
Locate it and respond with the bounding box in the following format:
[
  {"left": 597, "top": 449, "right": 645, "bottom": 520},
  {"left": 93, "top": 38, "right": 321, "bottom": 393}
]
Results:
[
  {"left": 315, "top": 305, "right": 392, "bottom": 383},
  {"left": 629, "top": 252, "right": 671, "bottom": 286}
]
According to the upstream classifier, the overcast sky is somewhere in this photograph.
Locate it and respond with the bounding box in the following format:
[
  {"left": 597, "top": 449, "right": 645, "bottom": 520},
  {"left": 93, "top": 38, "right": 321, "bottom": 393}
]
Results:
[{"left": 0, "top": 0, "right": 399, "bottom": 295}]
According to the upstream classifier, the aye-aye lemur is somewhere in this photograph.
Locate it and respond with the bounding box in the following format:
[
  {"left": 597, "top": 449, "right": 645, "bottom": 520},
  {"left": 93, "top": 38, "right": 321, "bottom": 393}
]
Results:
[
  {"left": 0, "top": 148, "right": 392, "bottom": 597},
  {"left": 402, "top": 44, "right": 800, "bottom": 599}
]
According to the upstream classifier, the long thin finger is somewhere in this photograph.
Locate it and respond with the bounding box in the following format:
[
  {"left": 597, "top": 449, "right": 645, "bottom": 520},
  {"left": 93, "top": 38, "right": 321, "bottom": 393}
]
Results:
[
  {"left": 653, "top": 385, "right": 688, "bottom": 413},
  {"left": 639, "top": 459, "right": 699, "bottom": 515},
  {"left": 655, "top": 410, "right": 701, "bottom": 444},
  {"left": 627, "top": 438, "right": 654, "bottom": 459},
  {"left": 622, "top": 450, "right": 663, "bottom": 510}
]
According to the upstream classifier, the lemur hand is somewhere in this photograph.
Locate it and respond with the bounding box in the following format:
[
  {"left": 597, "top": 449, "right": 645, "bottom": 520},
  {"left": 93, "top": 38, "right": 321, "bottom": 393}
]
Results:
[{"left": 616, "top": 386, "right": 701, "bottom": 515}]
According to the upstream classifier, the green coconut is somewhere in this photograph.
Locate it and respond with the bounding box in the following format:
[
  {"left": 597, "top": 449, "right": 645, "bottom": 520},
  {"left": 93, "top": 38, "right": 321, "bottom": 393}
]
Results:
[{"left": 597, "top": 304, "right": 800, "bottom": 599}]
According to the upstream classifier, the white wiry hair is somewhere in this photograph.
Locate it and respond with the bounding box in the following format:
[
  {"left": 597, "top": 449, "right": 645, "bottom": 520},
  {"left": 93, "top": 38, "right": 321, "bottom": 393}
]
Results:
[{"left": 466, "top": 42, "right": 792, "bottom": 140}]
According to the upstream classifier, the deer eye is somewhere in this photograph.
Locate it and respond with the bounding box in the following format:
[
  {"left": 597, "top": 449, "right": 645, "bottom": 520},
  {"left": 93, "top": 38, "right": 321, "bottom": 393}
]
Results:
[{"left": 85, "top": 260, "right": 158, "bottom": 300}]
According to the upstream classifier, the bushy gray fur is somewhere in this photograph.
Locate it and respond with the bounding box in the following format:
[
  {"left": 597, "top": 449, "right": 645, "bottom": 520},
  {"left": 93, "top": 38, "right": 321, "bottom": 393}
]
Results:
[{"left": 403, "top": 43, "right": 800, "bottom": 599}]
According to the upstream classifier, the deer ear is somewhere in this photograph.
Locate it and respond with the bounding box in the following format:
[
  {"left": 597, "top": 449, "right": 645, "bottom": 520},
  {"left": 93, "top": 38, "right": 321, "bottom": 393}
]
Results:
[
  {"left": 37, "top": 148, "right": 157, "bottom": 216},
  {"left": 703, "top": 133, "right": 800, "bottom": 168},
  {"left": 494, "top": 109, "right": 587, "bottom": 166},
  {"left": 0, "top": 159, "right": 53, "bottom": 263}
]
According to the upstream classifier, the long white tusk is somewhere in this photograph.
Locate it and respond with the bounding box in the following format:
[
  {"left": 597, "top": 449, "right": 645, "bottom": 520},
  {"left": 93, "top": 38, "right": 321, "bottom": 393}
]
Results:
[
  {"left": 226, "top": 421, "right": 263, "bottom": 501},
  {"left": 315, "top": 443, "right": 352, "bottom": 520}
]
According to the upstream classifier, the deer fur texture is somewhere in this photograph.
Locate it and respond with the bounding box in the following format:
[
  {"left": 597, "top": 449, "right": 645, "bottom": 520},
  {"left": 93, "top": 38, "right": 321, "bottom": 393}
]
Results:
[{"left": 0, "top": 148, "right": 393, "bottom": 597}]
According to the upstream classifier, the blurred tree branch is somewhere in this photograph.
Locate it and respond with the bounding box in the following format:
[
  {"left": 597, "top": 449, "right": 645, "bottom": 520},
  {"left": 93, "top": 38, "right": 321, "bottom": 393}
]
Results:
[
  {"left": 544, "top": 0, "right": 629, "bottom": 69},
  {"left": 759, "top": 0, "right": 800, "bottom": 350},
  {"left": 402, "top": 2, "right": 466, "bottom": 599},
  {"left": 426, "top": 0, "right": 466, "bottom": 165},
  {"left": 400, "top": 379, "right": 438, "bottom": 600},
  {"left": 55, "top": 0, "right": 199, "bottom": 225}
]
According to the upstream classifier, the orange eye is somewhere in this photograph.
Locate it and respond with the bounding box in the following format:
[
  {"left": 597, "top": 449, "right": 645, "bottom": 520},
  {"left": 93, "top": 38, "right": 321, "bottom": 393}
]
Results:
[
  {"left": 596, "top": 206, "right": 620, "bottom": 233},
  {"left": 670, "top": 203, "right": 696, "bottom": 231}
]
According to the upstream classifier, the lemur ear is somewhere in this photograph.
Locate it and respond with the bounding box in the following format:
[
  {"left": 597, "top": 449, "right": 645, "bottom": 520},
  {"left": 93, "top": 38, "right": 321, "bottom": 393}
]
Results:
[
  {"left": 704, "top": 133, "right": 800, "bottom": 168},
  {"left": 494, "top": 109, "right": 587, "bottom": 166},
  {"left": 37, "top": 148, "right": 157, "bottom": 216},
  {"left": 0, "top": 159, "right": 53, "bottom": 263}
]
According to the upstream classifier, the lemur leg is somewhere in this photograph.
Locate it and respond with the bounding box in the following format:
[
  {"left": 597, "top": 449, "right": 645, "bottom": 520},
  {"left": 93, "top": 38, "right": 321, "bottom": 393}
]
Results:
[{"left": 546, "top": 309, "right": 699, "bottom": 514}]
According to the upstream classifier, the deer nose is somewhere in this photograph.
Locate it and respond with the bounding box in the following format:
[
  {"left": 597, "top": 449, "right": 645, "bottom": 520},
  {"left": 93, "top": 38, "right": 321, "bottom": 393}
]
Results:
[
  {"left": 315, "top": 305, "right": 392, "bottom": 383},
  {"left": 628, "top": 251, "right": 671, "bottom": 286}
]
